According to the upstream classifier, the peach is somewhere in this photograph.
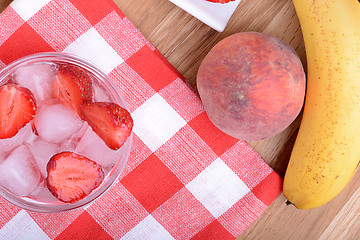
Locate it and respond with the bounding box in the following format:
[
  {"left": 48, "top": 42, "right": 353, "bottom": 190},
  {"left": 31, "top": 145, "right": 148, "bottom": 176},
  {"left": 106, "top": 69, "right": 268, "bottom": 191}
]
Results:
[{"left": 197, "top": 32, "right": 306, "bottom": 141}]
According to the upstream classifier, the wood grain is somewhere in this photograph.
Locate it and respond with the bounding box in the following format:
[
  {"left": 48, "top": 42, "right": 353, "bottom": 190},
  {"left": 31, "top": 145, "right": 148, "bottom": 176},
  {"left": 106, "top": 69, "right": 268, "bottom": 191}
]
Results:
[
  {"left": 319, "top": 183, "right": 360, "bottom": 240},
  {"left": 0, "top": 0, "right": 11, "bottom": 12},
  {"left": 1, "top": 0, "right": 360, "bottom": 239}
]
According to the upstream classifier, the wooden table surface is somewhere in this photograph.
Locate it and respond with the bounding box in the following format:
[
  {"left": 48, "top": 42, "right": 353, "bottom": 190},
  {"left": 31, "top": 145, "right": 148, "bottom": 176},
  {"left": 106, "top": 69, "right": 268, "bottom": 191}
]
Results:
[{"left": 1, "top": 0, "right": 360, "bottom": 239}]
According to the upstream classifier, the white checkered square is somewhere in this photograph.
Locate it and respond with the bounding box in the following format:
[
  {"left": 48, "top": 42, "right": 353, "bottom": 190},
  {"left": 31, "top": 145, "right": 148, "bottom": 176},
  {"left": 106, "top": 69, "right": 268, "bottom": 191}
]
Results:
[
  {"left": 0, "top": 210, "right": 51, "bottom": 240},
  {"left": 28, "top": 0, "right": 92, "bottom": 51},
  {"left": 122, "top": 215, "right": 174, "bottom": 240},
  {"left": 10, "top": 0, "right": 50, "bottom": 21},
  {"left": 132, "top": 93, "right": 187, "bottom": 152},
  {"left": 186, "top": 158, "right": 250, "bottom": 218},
  {"left": 63, "top": 27, "right": 124, "bottom": 74}
]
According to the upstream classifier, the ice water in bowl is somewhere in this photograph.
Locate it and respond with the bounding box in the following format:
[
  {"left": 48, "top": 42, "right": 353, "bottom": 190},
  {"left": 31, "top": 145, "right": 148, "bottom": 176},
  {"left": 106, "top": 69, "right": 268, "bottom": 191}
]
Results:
[{"left": 0, "top": 53, "right": 133, "bottom": 212}]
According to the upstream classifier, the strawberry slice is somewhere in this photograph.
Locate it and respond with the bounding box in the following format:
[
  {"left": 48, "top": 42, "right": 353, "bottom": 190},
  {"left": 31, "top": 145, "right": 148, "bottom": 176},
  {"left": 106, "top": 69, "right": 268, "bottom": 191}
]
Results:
[
  {"left": 80, "top": 102, "right": 133, "bottom": 150},
  {"left": 53, "top": 64, "right": 93, "bottom": 117},
  {"left": 0, "top": 83, "right": 37, "bottom": 139},
  {"left": 205, "top": 0, "right": 235, "bottom": 3},
  {"left": 46, "top": 152, "right": 104, "bottom": 203}
]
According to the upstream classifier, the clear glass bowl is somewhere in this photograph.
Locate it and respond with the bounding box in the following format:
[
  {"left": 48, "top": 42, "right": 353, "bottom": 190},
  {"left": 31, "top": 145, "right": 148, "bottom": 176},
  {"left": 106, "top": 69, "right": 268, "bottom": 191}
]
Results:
[{"left": 0, "top": 52, "right": 132, "bottom": 213}]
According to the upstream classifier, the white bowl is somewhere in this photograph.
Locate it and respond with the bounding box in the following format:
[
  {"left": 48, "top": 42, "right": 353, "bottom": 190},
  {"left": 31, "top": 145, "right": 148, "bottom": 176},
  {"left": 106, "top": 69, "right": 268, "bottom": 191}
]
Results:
[{"left": 169, "top": 0, "right": 242, "bottom": 32}]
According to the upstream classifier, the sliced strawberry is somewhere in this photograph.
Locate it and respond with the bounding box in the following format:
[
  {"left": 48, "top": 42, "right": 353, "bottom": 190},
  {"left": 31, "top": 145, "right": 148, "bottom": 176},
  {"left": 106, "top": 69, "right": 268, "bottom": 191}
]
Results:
[
  {"left": 80, "top": 102, "right": 133, "bottom": 150},
  {"left": 53, "top": 64, "right": 93, "bottom": 117},
  {"left": 46, "top": 151, "right": 104, "bottom": 203},
  {"left": 0, "top": 83, "right": 37, "bottom": 139},
  {"left": 205, "top": 0, "right": 234, "bottom": 3}
]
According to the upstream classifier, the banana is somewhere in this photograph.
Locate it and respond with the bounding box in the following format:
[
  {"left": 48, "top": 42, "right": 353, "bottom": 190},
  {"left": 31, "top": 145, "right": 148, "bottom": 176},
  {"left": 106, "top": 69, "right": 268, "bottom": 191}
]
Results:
[{"left": 283, "top": 0, "right": 360, "bottom": 209}]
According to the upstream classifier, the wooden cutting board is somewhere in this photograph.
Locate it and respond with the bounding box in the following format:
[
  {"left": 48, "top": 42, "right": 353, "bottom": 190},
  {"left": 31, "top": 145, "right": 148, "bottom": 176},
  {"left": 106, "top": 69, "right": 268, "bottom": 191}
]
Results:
[
  {"left": 1, "top": 0, "right": 360, "bottom": 239},
  {"left": 113, "top": 1, "right": 360, "bottom": 238}
]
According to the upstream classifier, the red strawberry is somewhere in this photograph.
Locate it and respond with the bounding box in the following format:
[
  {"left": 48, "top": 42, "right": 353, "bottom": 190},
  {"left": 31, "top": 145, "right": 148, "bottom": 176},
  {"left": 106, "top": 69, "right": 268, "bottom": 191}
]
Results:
[
  {"left": 46, "top": 152, "right": 104, "bottom": 203},
  {"left": 53, "top": 64, "right": 93, "bottom": 117},
  {"left": 0, "top": 83, "right": 37, "bottom": 139},
  {"left": 205, "top": 0, "right": 235, "bottom": 3},
  {"left": 80, "top": 102, "right": 133, "bottom": 150}
]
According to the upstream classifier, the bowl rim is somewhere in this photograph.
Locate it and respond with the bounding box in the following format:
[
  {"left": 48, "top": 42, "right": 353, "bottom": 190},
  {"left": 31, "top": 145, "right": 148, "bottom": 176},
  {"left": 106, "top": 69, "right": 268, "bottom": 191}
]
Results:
[{"left": 0, "top": 52, "right": 133, "bottom": 213}]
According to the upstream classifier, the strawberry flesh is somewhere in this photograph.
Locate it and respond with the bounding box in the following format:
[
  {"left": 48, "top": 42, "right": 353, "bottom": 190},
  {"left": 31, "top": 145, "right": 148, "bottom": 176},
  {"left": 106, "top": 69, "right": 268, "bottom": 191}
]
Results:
[
  {"left": 53, "top": 64, "right": 93, "bottom": 117},
  {"left": 80, "top": 102, "right": 133, "bottom": 150},
  {"left": 0, "top": 83, "right": 37, "bottom": 139},
  {"left": 46, "top": 152, "right": 104, "bottom": 203}
]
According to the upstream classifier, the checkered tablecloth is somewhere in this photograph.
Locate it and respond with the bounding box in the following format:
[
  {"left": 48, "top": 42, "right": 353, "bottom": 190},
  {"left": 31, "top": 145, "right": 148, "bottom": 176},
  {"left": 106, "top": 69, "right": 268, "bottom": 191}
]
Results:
[{"left": 0, "top": 0, "right": 283, "bottom": 239}]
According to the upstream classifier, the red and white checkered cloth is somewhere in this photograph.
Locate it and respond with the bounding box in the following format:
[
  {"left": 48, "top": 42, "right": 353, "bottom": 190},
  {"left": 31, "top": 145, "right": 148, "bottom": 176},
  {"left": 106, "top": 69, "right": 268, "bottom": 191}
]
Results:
[{"left": 0, "top": 0, "right": 283, "bottom": 239}]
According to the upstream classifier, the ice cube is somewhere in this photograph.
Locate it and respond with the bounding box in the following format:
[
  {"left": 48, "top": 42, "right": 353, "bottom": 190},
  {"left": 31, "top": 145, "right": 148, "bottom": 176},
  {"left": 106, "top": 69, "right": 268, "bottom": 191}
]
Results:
[
  {"left": 0, "top": 122, "right": 35, "bottom": 153},
  {"left": 93, "top": 84, "right": 111, "bottom": 102},
  {"left": 0, "top": 144, "right": 41, "bottom": 196},
  {"left": 27, "top": 183, "right": 59, "bottom": 203},
  {"left": 35, "top": 103, "right": 84, "bottom": 143},
  {"left": 60, "top": 122, "right": 88, "bottom": 152},
  {"left": 31, "top": 139, "right": 59, "bottom": 176},
  {"left": 76, "top": 125, "right": 123, "bottom": 170},
  {"left": 13, "top": 63, "right": 56, "bottom": 102}
]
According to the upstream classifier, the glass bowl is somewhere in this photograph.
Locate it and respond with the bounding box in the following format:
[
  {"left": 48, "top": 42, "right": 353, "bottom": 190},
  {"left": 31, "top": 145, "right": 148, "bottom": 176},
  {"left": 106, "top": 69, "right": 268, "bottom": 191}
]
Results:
[{"left": 0, "top": 52, "right": 132, "bottom": 213}]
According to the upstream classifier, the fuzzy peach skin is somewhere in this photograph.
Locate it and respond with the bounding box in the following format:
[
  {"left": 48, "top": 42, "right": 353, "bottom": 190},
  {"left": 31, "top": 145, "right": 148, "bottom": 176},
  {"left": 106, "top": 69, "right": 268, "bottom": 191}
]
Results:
[{"left": 197, "top": 32, "right": 306, "bottom": 141}]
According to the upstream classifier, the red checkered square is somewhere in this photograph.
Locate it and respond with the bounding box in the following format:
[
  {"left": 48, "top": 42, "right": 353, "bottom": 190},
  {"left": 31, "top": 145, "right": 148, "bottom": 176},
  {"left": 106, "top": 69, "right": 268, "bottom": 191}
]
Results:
[
  {"left": 27, "top": 0, "right": 92, "bottom": 51},
  {"left": 0, "top": 0, "right": 283, "bottom": 237},
  {"left": 0, "top": 197, "right": 21, "bottom": 228},
  {"left": 152, "top": 188, "right": 214, "bottom": 239},
  {"left": 126, "top": 45, "right": 178, "bottom": 92},
  {"left": 188, "top": 112, "right": 239, "bottom": 156},
  {"left": 69, "top": 0, "right": 113, "bottom": 25},
  {"left": 95, "top": 11, "right": 147, "bottom": 61},
  {"left": 191, "top": 220, "right": 235, "bottom": 240},
  {"left": 153, "top": 48, "right": 182, "bottom": 78},
  {"left": 87, "top": 183, "right": 149, "bottom": 239},
  {"left": 0, "top": 23, "right": 54, "bottom": 65},
  {"left": 252, "top": 171, "right": 283, "bottom": 206},
  {"left": 109, "top": 63, "right": 156, "bottom": 111},
  {"left": 120, "top": 154, "right": 184, "bottom": 213},
  {"left": 0, "top": 7, "right": 24, "bottom": 46},
  {"left": 29, "top": 208, "right": 84, "bottom": 239},
  {"left": 156, "top": 125, "right": 217, "bottom": 184},
  {"left": 55, "top": 211, "right": 112, "bottom": 240},
  {"left": 159, "top": 78, "right": 204, "bottom": 122},
  {"left": 120, "top": 134, "right": 152, "bottom": 178},
  {"left": 221, "top": 141, "right": 273, "bottom": 189},
  {"left": 217, "top": 192, "right": 267, "bottom": 237}
]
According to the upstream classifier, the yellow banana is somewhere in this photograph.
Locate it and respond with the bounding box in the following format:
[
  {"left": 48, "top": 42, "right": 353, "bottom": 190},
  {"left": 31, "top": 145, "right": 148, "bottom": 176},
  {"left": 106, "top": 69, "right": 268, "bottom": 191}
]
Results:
[{"left": 283, "top": 0, "right": 360, "bottom": 209}]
